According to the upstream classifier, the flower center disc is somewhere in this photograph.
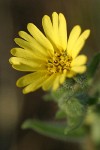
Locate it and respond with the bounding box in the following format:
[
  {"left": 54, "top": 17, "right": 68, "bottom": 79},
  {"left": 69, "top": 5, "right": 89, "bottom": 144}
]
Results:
[{"left": 47, "top": 51, "right": 72, "bottom": 74}]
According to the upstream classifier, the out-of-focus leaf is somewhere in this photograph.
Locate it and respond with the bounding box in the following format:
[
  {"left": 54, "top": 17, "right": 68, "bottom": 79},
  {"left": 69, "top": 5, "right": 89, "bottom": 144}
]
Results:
[
  {"left": 87, "top": 93, "right": 99, "bottom": 106},
  {"left": 91, "top": 114, "right": 100, "bottom": 144},
  {"left": 87, "top": 52, "right": 100, "bottom": 79},
  {"left": 55, "top": 110, "right": 66, "bottom": 119},
  {"left": 22, "top": 119, "right": 66, "bottom": 140},
  {"left": 22, "top": 119, "right": 85, "bottom": 141},
  {"left": 59, "top": 98, "right": 87, "bottom": 133},
  {"left": 43, "top": 93, "right": 53, "bottom": 101}
]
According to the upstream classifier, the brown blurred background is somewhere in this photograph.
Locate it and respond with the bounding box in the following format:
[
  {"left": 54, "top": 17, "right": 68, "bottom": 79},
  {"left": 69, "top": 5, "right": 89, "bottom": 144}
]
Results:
[{"left": 0, "top": 0, "right": 100, "bottom": 150}]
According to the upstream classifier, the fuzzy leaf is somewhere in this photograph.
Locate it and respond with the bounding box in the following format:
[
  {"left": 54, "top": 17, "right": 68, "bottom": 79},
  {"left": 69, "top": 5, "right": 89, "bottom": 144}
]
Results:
[
  {"left": 22, "top": 119, "right": 66, "bottom": 140},
  {"left": 59, "top": 98, "right": 87, "bottom": 133},
  {"left": 73, "top": 74, "right": 88, "bottom": 89},
  {"left": 51, "top": 79, "right": 75, "bottom": 102},
  {"left": 22, "top": 119, "right": 85, "bottom": 141}
]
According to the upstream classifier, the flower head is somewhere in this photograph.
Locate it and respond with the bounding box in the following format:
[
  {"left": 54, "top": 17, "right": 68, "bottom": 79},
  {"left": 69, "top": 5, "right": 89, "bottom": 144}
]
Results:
[{"left": 9, "top": 12, "right": 90, "bottom": 94}]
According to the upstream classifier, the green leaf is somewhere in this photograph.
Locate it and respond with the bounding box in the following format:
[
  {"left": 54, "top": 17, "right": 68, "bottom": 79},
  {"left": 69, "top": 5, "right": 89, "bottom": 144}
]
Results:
[
  {"left": 22, "top": 119, "right": 85, "bottom": 141},
  {"left": 22, "top": 119, "right": 66, "bottom": 140},
  {"left": 87, "top": 52, "right": 100, "bottom": 79},
  {"left": 91, "top": 114, "right": 100, "bottom": 144},
  {"left": 55, "top": 110, "right": 66, "bottom": 119},
  {"left": 59, "top": 98, "right": 87, "bottom": 133}
]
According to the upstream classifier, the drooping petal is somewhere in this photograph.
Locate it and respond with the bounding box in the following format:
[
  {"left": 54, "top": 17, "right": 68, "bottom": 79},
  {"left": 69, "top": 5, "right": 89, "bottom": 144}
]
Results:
[
  {"left": 67, "top": 25, "right": 81, "bottom": 55},
  {"left": 71, "top": 55, "right": 87, "bottom": 67},
  {"left": 71, "top": 29, "right": 90, "bottom": 58},
  {"left": 17, "top": 71, "right": 47, "bottom": 87},
  {"left": 27, "top": 23, "right": 54, "bottom": 56},
  {"left": 42, "top": 73, "right": 57, "bottom": 91},
  {"left": 71, "top": 65, "right": 87, "bottom": 73},
  {"left": 58, "top": 13, "right": 67, "bottom": 50}
]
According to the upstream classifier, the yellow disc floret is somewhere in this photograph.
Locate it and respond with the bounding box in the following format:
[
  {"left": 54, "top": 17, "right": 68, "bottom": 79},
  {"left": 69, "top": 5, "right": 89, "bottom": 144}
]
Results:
[{"left": 47, "top": 51, "right": 72, "bottom": 74}]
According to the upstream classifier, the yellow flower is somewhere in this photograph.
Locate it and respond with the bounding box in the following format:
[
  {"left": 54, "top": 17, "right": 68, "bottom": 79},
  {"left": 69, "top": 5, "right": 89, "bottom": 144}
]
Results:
[{"left": 9, "top": 12, "right": 90, "bottom": 94}]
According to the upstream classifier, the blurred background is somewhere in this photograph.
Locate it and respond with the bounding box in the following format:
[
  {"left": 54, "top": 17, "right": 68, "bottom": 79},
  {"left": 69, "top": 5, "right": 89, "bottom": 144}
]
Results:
[{"left": 0, "top": 0, "right": 100, "bottom": 150}]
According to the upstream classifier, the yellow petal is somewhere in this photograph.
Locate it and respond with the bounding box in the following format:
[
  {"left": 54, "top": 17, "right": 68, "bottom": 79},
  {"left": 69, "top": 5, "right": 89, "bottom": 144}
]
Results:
[
  {"left": 18, "top": 31, "right": 34, "bottom": 42},
  {"left": 67, "top": 25, "right": 81, "bottom": 55},
  {"left": 9, "top": 57, "right": 44, "bottom": 66},
  {"left": 72, "top": 29, "right": 90, "bottom": 58},
  {"left": 71, "top": 66, "right": 87, "bottom": 73},
  {"left": 67, "top": 71, "right": 76, "bottom": 78},
  {"left": 42, "top": 14, "right": 60, "bottom": 49},
  {"left": 14, "top": 38, "right": 33, "bottom": 50},
  {"left": 52, "top": 74, "right": 60, "bottom": 90},
  {"left": 14, "top": 38, "right": 50, "bottom": 58},
  {"left": 11, "top": 48, "right": 48, "bottom": 62},
  {"left": 11, "top": 64, "right": 36, "bottom": 71},
  {"left": 59, "top": 13, "right": 67, "bottom": 50},
  {"left": 52, "top": 12, "right": 59, "bottom": 36},
  {"left": 9, "top": 57, "right": 46, "bottom": 71},
  {"left": 71, "top": 55, "right": 87, "bottom": 67},
  {"left": 22, "top": 74, "right": 48, "bottom": 94},
  {"left": 59, "top": 70, "right": 67, "bottom": 84},
  {"left": 11, "top": 48, "right": 35, "bottom": 59},
  {"left": 17, "top": 71, "right": 47, "bottom": 87},
  {"left": 42, "top": 73, "right": 57, "bottom": 91},
  {"left": 27, "top": 23, "right": 54, "bottom": 56}
]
